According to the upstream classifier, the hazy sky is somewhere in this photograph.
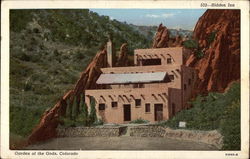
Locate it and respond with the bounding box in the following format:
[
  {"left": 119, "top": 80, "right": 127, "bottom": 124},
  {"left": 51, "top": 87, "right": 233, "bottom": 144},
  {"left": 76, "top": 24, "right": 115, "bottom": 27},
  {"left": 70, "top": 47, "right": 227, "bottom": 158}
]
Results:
[{"left": 90, "top": 9, "right": 206, "bottom": 30}]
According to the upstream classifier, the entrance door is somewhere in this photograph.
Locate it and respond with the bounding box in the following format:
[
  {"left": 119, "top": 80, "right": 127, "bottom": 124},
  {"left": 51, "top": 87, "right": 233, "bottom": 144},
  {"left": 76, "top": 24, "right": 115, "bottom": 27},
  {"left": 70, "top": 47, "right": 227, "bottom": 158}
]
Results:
[
  {"left": 154, "top": 104, "right": 163, "bottom": 121},
  {"left": 123, "top": 104, "right": 131, "bottom": 121}
]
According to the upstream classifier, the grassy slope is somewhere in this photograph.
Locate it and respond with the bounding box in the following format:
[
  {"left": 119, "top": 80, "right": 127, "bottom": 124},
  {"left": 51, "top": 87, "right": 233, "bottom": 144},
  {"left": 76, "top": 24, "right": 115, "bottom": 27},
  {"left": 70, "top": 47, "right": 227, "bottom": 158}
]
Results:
[
  {"left": 9, "top": 9, "right": 152, "bottom": 139},
  {"left": 158, "top": 82, "right": 240, "bottom": 150}
]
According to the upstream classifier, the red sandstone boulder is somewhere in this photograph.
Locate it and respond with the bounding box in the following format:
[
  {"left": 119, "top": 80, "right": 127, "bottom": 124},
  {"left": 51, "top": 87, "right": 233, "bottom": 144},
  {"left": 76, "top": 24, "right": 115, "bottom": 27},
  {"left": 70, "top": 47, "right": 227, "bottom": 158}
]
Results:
[
  {"left": 116, "top": 43, "right": 128, "bottom": 67},
  {"left": 152, "top": 23, "right": 170, "bottom": 48},
  {"left": 185, "top": 9, "right": 240, "bottom": 93}
]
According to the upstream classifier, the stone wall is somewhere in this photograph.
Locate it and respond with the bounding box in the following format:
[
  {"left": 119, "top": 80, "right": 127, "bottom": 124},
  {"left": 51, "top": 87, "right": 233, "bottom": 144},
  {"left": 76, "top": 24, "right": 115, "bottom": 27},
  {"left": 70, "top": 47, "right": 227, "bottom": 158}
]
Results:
[
  {"left": 130, "top": 126, "right": 223, "bottom": 149},
  {"left": 56, "top": 125, "right": 223, "bottom": 149},
  {"left": 57, "top": 126, "right": 127, "bottom": 137},
  {"left": 130, "top": 126, "right": 165, "bottom": 137}
]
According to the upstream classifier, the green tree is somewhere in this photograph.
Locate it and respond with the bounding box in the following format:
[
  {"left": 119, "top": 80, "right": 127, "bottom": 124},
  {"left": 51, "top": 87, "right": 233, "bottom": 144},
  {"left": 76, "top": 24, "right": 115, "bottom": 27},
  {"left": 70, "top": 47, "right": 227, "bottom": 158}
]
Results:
[
  {"left": 66, "top": 98, "right": 72, "bottom": 119},
  {"left": 89, "top": 96, "right": 97, "bottom": 125},
  {"left": 72, "top": 96, "right": 78, "bottom": 121}
]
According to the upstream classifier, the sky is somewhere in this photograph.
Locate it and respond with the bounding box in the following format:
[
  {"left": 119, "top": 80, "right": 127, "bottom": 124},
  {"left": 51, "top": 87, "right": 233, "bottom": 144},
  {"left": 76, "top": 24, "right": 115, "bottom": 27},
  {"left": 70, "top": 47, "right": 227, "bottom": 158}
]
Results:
[{"left": 90, "top": 9, "right": 206, "bottom": 30}]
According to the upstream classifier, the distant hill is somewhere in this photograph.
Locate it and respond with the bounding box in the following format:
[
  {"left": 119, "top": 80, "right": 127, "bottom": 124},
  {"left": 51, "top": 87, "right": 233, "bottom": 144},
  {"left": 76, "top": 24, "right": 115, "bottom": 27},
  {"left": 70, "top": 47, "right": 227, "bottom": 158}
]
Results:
[
  {"left": 130, "top": 24, "right": 192, "bottom": 38},
  {"left": 9, "top": 9, "right": 152, "bottom": 139}
]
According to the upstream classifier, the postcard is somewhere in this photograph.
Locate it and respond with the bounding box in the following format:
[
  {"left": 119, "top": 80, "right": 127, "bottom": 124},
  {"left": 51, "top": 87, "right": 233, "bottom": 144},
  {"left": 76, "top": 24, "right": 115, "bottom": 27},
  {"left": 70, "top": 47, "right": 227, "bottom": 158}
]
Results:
[{"left": 1, "top": 0, "right": 249, "bottom": 158}]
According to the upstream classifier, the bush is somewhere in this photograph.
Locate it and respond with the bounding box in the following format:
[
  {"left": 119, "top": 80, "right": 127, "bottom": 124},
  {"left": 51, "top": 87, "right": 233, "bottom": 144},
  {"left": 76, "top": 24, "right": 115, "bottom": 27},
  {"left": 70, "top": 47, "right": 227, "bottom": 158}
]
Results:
[
  {"left": 183, "top": 40, "right": 198, "bottom": 49},
  {"left": 60, "top": 95, "right": 101, "bottom": 128},
  {"left": 207, "top": 31, "right": 217, "bottom": 45},
  {"left": 220, "top": 100, "right": 240, "bottom": 150},
  {"left": 195, "top": 50, "right": 204, "bottom": 59},
  {"left": 129, "top": 118, "right": 149, "bottom": 124}
]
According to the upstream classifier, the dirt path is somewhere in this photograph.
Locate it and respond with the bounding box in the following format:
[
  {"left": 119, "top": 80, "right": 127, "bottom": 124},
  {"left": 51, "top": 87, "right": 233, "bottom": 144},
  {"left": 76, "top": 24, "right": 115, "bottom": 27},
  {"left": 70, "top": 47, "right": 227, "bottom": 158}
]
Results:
[{"left": 26, "top": 137, "right": 218, "bottom": 150}]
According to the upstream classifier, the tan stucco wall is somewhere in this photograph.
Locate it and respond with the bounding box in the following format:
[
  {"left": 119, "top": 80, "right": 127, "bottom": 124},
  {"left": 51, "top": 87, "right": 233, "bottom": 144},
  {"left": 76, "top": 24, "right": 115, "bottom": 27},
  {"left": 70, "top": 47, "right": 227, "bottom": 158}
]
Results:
[
  {"left": 181, "top": 65, "right": 197, "bottom": 109},
  {"left": 134, "top": 47, "right": 184, "bottom": 66},
  {"left": 85, "top": 86, "right": 171, "bottom": 124}
]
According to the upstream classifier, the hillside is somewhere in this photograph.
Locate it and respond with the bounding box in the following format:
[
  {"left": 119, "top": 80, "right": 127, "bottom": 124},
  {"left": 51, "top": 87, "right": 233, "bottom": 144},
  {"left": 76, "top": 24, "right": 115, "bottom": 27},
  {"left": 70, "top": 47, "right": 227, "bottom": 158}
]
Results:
[
  {"left": 9, "top": 9, "right": 152, "bottom": 142},
  {"left": 159, "top": 82, "right": 240, "bottom": 150}
]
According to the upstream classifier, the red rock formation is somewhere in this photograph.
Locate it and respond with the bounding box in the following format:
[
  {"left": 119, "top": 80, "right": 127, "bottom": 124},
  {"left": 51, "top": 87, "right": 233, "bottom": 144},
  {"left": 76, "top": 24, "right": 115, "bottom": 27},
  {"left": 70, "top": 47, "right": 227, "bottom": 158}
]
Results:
[
  {"left": 28, "top": 48, "right": 107, "bottom": 144},
  {"left": 172, "top": 35, "right": 183, "bottom": 47},
  {"left": 152, "top": 23, "right": 170, "bottom": 48},
  {"left": 185, "top": 9, "right": 240, "bottom": 93},
  {"left": 116, "top": 43, "right": 128, "bottom": 67}
]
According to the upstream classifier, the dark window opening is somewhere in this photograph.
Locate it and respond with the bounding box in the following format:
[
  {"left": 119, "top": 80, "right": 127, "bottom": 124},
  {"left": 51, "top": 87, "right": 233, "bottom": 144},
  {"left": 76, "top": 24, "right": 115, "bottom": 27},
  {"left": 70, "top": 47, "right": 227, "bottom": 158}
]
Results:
[
  {"left": 133, "top": 84, "right": 139, "bottom": 88},
  {"left": 188, "top": 79, "right": 191, "bottom": 85},
  {"left": 184, "top": 84, "right": 187, "bottom": 90},
  {"left": 139, "top": 84, "right": 144, "bottom": 88},
  {"left": 135, "top": 99, "right": 141, "bottom": 107},
  {"left": 169, "top": 75, "right": 174, "bottom": 80},
  {"left": 142, "top": 58, "right": 161, "bottom": 66},
  {"left": 154, "top": 104, "right": 163, "bottom": 121},
  {"left": 124, "top": 104, "right": 131, "bottom": 121},
  {"left": 112, "top": 102, "right": 118, "bottom": 108},
  {"left": 167, "top": 58, "right": 172, "bottom": 64},
  {"left": 172, "top": 103, "right": 176, "bottom": 116},
  {"left": 99, "top": 103, "right": 105, "bottom": 110},
  {"left": 145, "top": 103, "right": 150, "bottom": 112}
]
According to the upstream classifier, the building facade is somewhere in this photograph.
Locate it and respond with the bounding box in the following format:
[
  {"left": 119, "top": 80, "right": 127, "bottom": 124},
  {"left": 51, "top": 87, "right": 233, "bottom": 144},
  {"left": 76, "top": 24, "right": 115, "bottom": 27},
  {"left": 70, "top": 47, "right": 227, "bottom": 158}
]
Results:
[{"left": 85, "top": 43, "right": 196, "bottom": 124}]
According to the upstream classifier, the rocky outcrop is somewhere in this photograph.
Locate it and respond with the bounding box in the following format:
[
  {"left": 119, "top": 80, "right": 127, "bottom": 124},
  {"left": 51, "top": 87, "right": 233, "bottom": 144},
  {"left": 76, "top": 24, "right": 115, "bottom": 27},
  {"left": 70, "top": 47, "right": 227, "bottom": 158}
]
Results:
[
  {"left": 116, "top": 43, "right": 128, "bottom": 67},
  {"left": 172, "top": 35, "right": 183, "bottom": 47},
  {"left": 152, "top": 23, "right": 170, "bottom": 48},
  {"left": 28, "top": 48, "right": 107, "bottom": 144},
  {"left": 185, "top": 9, "right": 240, "bottom": 93}
]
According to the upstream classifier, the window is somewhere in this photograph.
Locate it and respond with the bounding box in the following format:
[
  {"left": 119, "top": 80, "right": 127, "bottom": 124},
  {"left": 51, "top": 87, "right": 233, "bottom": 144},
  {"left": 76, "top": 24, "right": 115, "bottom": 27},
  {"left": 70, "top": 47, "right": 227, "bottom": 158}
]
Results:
[
  {"left": 167, "top": 58, "right": 172, "bottom": 64},
  {"left": 112, "top": 102, "right": 118, "bottom": 108},
  {"left": 188, "top": 79, "right": 191, "bottom": 85},
  {"left": 135, "top": 99, "right": 141, "bottom": 107},
  {"left": 141, "top": 58, "right": 161, "bottom": 66},
  {"left": 169, "top": 75, "right": 174, "bottom": 80},
  {"left": 133, "top": 84, "right": 139, "bottom": 88},
  {"left": 139, "top": 83, "right": 144, "bottom": 88},
  {"left": 184, "top": 84, "right": 187, "bottom": 90},
  {"left": 145, "top": 103, "right": 150, "bottom": 112},
  {"left": 99, "top": 103, "right": 105, "bottom": 110}
]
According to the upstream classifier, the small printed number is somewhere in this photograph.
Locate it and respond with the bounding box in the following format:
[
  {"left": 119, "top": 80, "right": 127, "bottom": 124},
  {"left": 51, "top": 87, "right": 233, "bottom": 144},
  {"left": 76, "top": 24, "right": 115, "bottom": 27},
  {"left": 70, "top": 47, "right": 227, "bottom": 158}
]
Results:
[{"left": 201, "top": 3, "right": 207, "bottom": 7}]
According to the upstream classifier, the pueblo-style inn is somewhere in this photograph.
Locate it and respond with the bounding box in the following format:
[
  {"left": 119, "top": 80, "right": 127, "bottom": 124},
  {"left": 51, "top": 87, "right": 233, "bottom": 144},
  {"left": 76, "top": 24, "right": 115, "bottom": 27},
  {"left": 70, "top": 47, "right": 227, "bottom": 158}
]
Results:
[{"left": 85, "top": 40, "right": 196, "bottom": 123}]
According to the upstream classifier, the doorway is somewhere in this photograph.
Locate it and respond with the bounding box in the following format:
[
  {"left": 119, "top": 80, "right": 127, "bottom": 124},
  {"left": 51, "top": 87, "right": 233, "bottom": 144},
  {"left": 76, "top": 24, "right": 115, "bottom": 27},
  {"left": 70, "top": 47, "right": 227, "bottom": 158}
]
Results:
[
  {"left": 123, "top": 104, "right": 131, "bottom": 121},
  {"left": 154, "top": 104, "right": 163, "bottom": 121}
]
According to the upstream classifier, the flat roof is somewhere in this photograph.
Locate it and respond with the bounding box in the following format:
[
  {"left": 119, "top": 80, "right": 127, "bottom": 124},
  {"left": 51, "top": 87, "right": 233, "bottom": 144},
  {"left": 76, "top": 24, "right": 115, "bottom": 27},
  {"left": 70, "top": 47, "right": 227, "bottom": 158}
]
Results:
[
  {"left": 96, "top": 72, "right": 168, "bottom": 84},
  {"left": 134, "top": 47, "right": 183, "bottom": 54}
]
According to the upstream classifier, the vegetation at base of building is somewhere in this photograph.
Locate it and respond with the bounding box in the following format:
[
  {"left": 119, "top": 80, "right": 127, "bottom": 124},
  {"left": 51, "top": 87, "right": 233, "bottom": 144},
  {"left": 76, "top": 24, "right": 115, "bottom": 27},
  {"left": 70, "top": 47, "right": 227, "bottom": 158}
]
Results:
[
  {"left": 129, "top": 118, "right": 149, "bottom": 124},
  {"left": 59, "top": 95, "right": 102, "bottom": 128},
  {"left": 10, "top": 9, "right": 153, "bottom": 138},
  {"left": 157, "top": 82, "right": 240, "bottom": 150}
]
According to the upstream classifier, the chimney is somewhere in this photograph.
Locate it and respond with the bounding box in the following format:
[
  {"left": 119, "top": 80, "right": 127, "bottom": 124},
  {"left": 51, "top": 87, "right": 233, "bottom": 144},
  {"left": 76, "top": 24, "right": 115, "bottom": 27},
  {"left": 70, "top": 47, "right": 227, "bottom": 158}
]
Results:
[{"left": 107, "top": 35, "right": 115, "bottom": 67}]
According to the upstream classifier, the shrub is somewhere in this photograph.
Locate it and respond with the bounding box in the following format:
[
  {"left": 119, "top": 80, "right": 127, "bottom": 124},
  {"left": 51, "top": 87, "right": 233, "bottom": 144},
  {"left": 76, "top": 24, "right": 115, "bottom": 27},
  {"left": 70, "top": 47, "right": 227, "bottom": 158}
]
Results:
[
  {"left": 220, "top": 100, "right": 240, "bottom": 150},
  {"left": 195, "top": 50, "right": 204, "bottom": 59},
  {"left": 129, "top": 118, "right": 149, "bottom": 124},
  {"left": 207, "top": 31, "right": 217, "bottom": 45},
  {"left": 183, "top": 40, "right": 198, "bottom": 49},
  {"left": 89, "top": 97, "right": 97, "bottom": 125}
]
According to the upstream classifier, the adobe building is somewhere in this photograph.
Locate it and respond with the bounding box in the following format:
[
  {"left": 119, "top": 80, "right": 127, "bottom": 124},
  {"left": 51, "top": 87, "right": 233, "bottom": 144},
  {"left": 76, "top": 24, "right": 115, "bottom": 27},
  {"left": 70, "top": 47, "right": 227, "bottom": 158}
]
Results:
[{"left": 85, "top": 41, "right": 196, "bottom": 123}]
